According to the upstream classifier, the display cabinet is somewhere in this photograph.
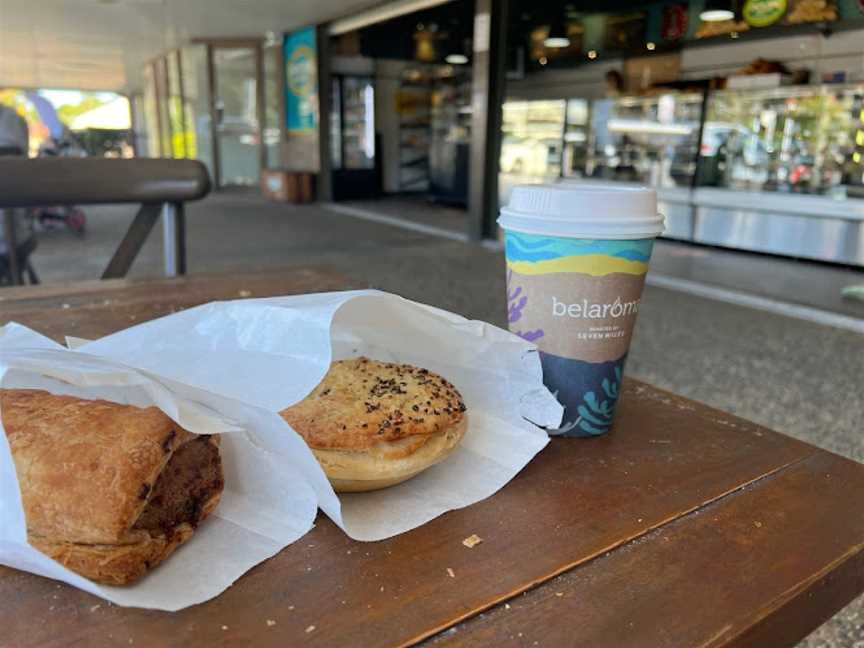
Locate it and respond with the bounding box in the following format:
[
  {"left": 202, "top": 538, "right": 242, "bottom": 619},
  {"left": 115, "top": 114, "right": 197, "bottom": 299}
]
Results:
[{"left": 558, "top": 84, "right": 864, "bottom": 266}]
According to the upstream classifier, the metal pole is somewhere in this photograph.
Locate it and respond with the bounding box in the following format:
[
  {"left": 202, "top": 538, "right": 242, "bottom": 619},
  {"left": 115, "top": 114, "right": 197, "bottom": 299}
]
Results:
[
  {"left": 689, "top": 82, "right": 711, "bottom": 240},
  {"left": 255, "top": 42, "right": 267, "bottom": 177},
  {"left": 467, "top": 0, "right": 508, "bottom": 241},
  {"left": 690, "top": 83, "right": 710, "bottom": 192},
  {"left": 316, "top": 24, "right": 334, "bottom": 202},
  {"left": 2, "top": 209, "right": 20, "bottom": 285},
  {"left": 207, "top": 44, "right": 222, "bottom": 189},
  {"left": 175, "top": 202, "right": 187, "bottom": 275},
  {"left": 162, "top": 202, "right": 178, "bottom": 277}
]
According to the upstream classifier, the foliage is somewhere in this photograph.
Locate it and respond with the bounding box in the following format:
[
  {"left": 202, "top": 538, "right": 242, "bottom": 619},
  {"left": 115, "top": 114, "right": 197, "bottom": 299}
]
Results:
[
  {"left": 56, "top": 96, "right": 109, "bottom": 126},
  {"left": 506, "top": 270, "right": 545, "bottom": 343},
  {"left": 575, "top": 366, "right": 622, "bottom": 435}
]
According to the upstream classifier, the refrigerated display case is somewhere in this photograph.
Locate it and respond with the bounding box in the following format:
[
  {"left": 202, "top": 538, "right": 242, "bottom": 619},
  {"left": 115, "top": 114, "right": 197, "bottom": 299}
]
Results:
[
  {"left": 560, "top": 92, "right": 702, "bottom": 241},
  {"left": 581, "top": 93, "right": 703, "bottom": 187},
  {"left": 562, "top": 99, "right": 590, "bottom": 179},
  {"left": 560, "top": 84, "right": 864, "bottom": 266},
  {"left": 499, "top": 99, "right": 567, "bottom": 205},
  {"left": 397, "top": 79, "right": 432, "bottom": 193},
  {"left": 500, "top": 100, "right": 566, "bottom": 177},
  {"left": 331, "top": 75, "right": 379, "bottom": 200},
  {"left": 704, "top": 85, "right": 864, "bottom": 197},
  {"left": 692, "top": 84, "right": 864, "bottom": 264},
  {"left": 429, "top": 71, "right": 471, "bottom": 205}
]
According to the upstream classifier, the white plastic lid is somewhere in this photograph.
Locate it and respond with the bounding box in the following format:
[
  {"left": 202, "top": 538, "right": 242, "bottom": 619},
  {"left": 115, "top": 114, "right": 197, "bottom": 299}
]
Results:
[{"left": 498, "top": 184, "right": 664, "bottom": 239}]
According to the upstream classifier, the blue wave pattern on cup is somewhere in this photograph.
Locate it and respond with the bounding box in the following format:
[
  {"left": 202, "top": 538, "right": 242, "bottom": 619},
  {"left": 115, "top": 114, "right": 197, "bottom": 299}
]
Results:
[
  {"left": 504, "top": 231, "right": 655, "bottom": 437},
  {"left": 505, "top": 233, "right": 653, "bottom": 265}
]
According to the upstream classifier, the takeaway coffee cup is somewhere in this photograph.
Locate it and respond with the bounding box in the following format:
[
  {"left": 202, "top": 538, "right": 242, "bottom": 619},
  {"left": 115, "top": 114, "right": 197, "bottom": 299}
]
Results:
[{"left": 499, "top": 184, "right": 664, "bottom": 437}]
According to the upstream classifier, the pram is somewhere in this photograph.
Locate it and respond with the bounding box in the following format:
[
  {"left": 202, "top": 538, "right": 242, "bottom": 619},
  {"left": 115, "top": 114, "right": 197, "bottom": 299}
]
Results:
[
  {"left": 0, "top": 145, "right": 39, "bottom": 285},
  {"left": 34, "top": 135, "right": 88, "bottom": 236}
]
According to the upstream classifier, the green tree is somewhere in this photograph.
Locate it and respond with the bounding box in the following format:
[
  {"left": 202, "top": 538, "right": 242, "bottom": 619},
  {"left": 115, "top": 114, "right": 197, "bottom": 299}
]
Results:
[{"left": 56, "top": 96, "right": 108, "bottom": 126}]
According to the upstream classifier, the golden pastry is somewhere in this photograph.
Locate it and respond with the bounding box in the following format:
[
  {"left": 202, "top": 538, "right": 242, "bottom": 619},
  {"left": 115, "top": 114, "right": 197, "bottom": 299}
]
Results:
[
  {"left": 281, "top": 357, "right": 467, "bottom": 492},
  {"left": 2, "top": 389, "right": 224, "bottom": 585}
]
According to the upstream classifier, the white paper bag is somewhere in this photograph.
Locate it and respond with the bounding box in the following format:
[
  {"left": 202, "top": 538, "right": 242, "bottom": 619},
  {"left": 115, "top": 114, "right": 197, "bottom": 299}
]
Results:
[
  {"left": 78, "top": 291, "right": 563, "bottom": 540},
  {"left": 0, "top": 324, "right": 327, "bottom": 611}
]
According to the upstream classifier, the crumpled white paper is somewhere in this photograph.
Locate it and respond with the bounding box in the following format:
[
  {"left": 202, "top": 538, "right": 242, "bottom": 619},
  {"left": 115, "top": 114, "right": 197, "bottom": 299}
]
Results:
[
  {"left": 0, "top": 290, "right": 562, "bottom": 609},
  {"left": 77, "top": 290, "right": 563, "bottom": 540},
  {"left": 0, "top": 324, "right": 325, "bottom": 611}
]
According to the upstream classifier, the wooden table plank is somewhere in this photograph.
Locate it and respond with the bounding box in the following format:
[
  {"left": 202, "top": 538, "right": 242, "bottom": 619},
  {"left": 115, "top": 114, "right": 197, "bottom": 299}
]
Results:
[
  {"left": 0, "top": 381, "right": 823, "bottom": 647},
  {"left": 1, "top": 271, "right": 863, "bottom": 648},
  {"left": 430, "top": 451, "right": 864, "bottom": 648},
  {"left": 0, "top": 268, "right": 360, "bottom": 341}
]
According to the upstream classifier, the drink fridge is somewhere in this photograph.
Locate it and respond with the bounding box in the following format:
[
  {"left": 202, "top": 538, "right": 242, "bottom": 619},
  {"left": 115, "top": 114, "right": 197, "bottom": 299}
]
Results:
[{"left": 331, "top": 74, "right": 379, "bottom": 200}]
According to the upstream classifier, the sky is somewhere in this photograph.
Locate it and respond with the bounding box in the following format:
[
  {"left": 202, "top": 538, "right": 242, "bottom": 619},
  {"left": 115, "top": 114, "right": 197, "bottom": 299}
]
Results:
[{"left": 38, "top": 88, "right": 120, "bottom": 108}]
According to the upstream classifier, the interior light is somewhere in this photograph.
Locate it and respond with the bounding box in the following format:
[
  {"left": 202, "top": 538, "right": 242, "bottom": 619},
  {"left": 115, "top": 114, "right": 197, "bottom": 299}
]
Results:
[
  {"left": 701, "top": 0, "right": 735, "bottom": 22},
  {"left": 539, "top": 56, "right": 548, "bottom": 65},
  {"left": 646, "top": 42, "right": 656, "bottom": 50},
  {"left": 445, "top": 53, "right": 469, "bottom": 64},
  {"left": 544, "top": 36, "right": 571, "bottom": 48},
  {"left": 700, "top": 9, "right": 734, "bottom": 21},
  {"left": 544, "top": 21, "right": 570, "bottom": 49},
  {"left": 587, "top": 50, "right": 598, "bottom": 60}
]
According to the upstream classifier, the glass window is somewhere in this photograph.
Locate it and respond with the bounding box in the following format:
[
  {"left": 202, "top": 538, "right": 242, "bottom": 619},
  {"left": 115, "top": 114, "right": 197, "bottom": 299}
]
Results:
[
  {"left": 213, "top": 46, "right": 261, "bottom": 187},
  {"left": 330, "top": 77, "right": 342, "bottom": 170},
  {"left": 167, "top": 50, "right": 187, "bottom": 158},
  {"left": 142, "top": 63, "right": 161, "bottom": 157},
  {"left": 154, "top": 58, "right": 172, "bottom": 157},
  {"left": 562, "top": 99, "right": 589, "bottom": 178},
  {"left": 341, "top": 76, "right": 375, "bottom": 170},
  {"left": 578, "top": 93, "right": 702, "bottom": 187},
  {"left": 500, "top": 99, "right": 566, "bottom": 178},
  {"left": 262, "top": 44, "right": 282, "bottom": 169},
  {"left": 130, "top": 92, "right": 147, "bottom": 156},
  {"left": 180, "top": 44, "right": 213, "bottom": 178},
  {"left": 704, "top": 85, "right": 864, "bottom": 196}
]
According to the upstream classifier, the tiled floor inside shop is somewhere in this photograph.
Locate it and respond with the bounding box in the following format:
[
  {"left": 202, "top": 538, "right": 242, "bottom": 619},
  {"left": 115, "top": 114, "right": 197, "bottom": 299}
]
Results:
[{"left": 14, "top": 192, "right": 864, "bottom": 646}]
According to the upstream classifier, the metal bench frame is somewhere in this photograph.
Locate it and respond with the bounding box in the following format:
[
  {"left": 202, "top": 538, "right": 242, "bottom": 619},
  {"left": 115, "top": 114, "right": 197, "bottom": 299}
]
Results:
[{"left": 0, "top": 158, "right": 210, "bottom": 285}]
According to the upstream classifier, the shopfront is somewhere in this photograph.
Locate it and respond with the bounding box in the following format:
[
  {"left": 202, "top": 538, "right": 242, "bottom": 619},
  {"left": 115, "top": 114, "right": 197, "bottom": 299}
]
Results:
[
  {"left": 134, "top": 0, "right": 864, "bottom": 265},
  {"left": 549, "top": 83, "right": 864, "bottom": 265},
  {"left": 325, "top": 0, "right": 475, "bottom": 208},
  {"left": 498, "top": 0, "right": 864, "bottom": 266},
  {"left": 137, "top": 36, "right": 284, "bottom": 191}
]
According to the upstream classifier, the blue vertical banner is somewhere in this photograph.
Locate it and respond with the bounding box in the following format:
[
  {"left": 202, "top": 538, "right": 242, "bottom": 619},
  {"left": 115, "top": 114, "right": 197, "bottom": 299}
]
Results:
[{"left": 284, "top": 27, "right": 318, "bottom": 133}]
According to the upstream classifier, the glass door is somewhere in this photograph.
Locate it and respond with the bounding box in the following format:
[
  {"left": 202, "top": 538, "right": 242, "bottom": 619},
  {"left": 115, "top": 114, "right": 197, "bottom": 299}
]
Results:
[
  {"left": 210, "top": 44, "right": 264, "bottom": 189},
  {"left": 331, "top": 75, "right": 378, "bottom": 200},
  {"left": 340, "top": 76, "right": 375, "bottom": 170}
]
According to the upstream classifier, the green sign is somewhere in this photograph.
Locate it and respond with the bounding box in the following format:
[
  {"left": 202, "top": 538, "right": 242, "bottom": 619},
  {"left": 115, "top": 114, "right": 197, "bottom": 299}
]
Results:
[{"left": 743, "top": 0, "right": 787, "bottom": 26}]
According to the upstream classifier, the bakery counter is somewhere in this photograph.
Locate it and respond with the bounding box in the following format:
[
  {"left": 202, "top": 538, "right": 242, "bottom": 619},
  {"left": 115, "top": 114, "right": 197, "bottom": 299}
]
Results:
[
  {"left": 690, "top": 188, "right": 864, "bottom": 266},
  {"left": 560, "top": 178, "right": 864, "bottom": 266}
]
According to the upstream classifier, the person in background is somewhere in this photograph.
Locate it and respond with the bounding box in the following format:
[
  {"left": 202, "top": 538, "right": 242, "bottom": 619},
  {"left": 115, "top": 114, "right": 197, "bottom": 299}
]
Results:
[
  {"left": 0, "top": 102, "right": 29, "bottom": 156},
  {"left": 604, "top": 70, "right": 624, "bottom": 98},
  {"left": 0, "top": 101, "right": 37, "bottom": 285}
]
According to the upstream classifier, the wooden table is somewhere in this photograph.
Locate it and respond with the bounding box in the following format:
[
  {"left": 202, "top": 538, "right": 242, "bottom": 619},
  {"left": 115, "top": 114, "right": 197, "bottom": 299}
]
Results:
[{"left": 2, "top": 269, "right": 864, "bottom": 647}]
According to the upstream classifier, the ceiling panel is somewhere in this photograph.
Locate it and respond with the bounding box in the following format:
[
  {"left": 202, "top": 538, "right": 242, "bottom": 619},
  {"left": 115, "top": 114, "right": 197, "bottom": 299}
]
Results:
[{"left": 0, "top": 0, "right": 384, "bottom": 92}]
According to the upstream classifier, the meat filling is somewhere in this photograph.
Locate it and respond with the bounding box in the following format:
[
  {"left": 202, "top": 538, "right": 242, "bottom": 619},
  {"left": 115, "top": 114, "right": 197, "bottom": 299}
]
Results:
[{"left": 133, "top": 435, "right": 224, "bottom": 536}]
